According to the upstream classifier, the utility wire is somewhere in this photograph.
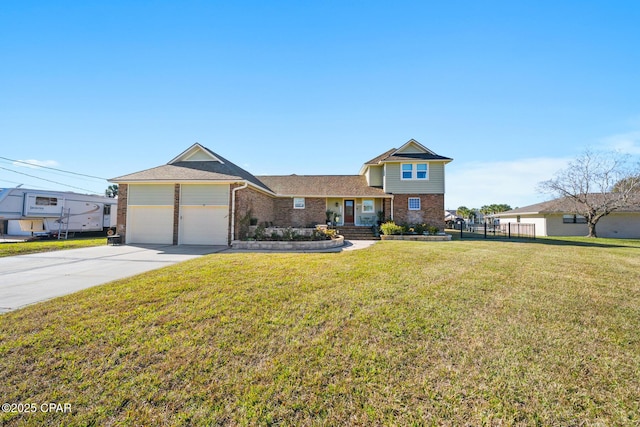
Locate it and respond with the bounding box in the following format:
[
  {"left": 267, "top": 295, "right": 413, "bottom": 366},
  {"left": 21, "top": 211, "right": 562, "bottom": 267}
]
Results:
[
  {"left": 0, "top": 166, "right": 103, "bottom": 193},
  {"left": 0, "top": 178, "right": 52, "bottom": 191},
  {"left": 0, "top": 156, "right": 107, "bottom": 180}
]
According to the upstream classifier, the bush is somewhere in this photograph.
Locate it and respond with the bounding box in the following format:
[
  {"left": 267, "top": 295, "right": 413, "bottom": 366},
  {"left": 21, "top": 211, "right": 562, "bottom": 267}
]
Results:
[
  {"left": 253, "top": 224, "right": 266, "bottom": 240},
  {"left": 380, "top": 221, "right": 404, "bottom": 235}
]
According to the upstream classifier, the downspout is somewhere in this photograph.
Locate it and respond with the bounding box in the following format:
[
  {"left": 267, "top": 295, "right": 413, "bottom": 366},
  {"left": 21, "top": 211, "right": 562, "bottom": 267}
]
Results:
[{"left": 230, "top": 181, "right": 248, "bottom": 244}]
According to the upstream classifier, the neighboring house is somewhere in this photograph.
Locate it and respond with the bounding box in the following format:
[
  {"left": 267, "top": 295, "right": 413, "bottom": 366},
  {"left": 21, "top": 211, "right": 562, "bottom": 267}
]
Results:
[
  {"left": 109, "top": 139, "right": 452, "bottom": 245},
  {"left": 492, "top": 197, "right": 640, "bottom": 238}
]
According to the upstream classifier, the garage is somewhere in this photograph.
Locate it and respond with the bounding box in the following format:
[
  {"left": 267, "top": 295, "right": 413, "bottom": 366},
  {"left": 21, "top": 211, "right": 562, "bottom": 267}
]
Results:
[
  {"left": 179, "top": 184, "right": 229, "bottom": 245},
  {"left": 127, "top": 185, "right": 174, "bottom": 244}
]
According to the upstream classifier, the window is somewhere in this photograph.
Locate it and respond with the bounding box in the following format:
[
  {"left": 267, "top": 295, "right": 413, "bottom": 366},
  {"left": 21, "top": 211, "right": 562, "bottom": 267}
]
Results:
[
  {"left": 104, "top": 205, "right": 112, "bottom": 215},
  {"left": 293, "top": 197, "right": 305, "bottom": 209},
  {"left": 35, "top": 197, "right": 57, "bottom": 206},
  {"left": 401, "top": 163, "right": 428, "bottom": 180},
  {"left": 408, "top": 197, "right": 421, "bottom": 210},
  {"left": 563, "top": 214, "right": 587, "bottom": 224},
  {"left": 362, "top": 200, "right": 374, "bottom": 213},
  {"left": 402, "top": 164, "right": 413, "bottom": 179},
  {"left": 416, "top": 164, "right": 428, "bottom": 179}
]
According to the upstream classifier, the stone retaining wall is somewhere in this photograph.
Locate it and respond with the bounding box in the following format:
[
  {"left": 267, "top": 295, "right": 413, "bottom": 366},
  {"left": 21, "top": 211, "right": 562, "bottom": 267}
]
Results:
[{"left": 232, "top": 235, "right": 344, "bottom": 250}]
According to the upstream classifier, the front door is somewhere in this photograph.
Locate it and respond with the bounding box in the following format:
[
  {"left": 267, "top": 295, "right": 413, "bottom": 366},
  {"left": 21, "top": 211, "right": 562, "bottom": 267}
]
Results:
[{"left": 344, "top": 200, "right": 355, "bottom": 224}]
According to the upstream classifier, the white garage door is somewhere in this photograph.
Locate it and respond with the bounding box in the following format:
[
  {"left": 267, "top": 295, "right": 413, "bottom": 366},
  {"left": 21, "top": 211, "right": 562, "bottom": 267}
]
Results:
[
  {"left": 179, "top": 184, "right": 229, "bottom": 245},
  {"left": 127, "top": 206, "right": 173, "bottom": 244},
  {"left": 127, "top": 184, "right": 175, "bottom": 244},
  {"left": 180, "top": 206, "right": 228, "bottom": 245}
]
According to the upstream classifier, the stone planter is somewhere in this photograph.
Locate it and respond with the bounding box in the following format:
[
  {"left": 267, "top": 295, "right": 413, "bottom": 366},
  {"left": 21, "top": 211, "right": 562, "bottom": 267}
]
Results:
[
  {"left": 232, "top": 235, "right": 345, "bottom": 250},
  {"left": 380, "top": 234, "right": 452, "bottom": 241}
]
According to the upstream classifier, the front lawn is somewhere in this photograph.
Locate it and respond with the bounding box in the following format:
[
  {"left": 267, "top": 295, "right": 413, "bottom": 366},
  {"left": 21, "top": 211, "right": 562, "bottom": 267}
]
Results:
[
  {"left": 0, "top": 237, "right": 106, "bottom": 258},
  {"left": 1, "top": 239, "right": 639, "bottom": 425}
]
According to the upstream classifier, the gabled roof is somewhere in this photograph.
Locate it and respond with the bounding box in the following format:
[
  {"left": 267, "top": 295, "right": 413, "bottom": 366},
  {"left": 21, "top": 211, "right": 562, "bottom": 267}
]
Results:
[
  {"left": 168, "top": 143, "right": 224, "bottom": 163},
  {"left": 493, "top": 195, "right": 640, "bottom": 217},
  {"left": 110, "top": 143, "right": 271, "bottom": 192},
  {"left": 256, "top": 175, "right": 389, "bottom": 198},
  {"left": 360, "top": 139, "right": 452, "bottom": 174}
]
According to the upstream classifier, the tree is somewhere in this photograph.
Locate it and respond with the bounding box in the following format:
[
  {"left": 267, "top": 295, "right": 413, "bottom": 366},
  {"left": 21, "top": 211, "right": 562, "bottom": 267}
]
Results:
[
  {"left": 538, "top": 149, "right": 640, "bottom": 237},
  {"left": 480, "top": 204, "right": 512, "bottom": 215},
  {"left": 456, "top": 206, "right": 475, "bottom": 221},
  {"left": 105, "top": 184, "right": 118, "bottom": 198}
]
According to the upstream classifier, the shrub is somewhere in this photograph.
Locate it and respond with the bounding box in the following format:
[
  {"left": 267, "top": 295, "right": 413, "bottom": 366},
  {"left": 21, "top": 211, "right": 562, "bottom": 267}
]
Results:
[
  {"left": 380, "top": 221, "right": 404, "bottom": 235},
  {"left": 281, "top": 227, "right": 298, "bottom": 241},
  {"left": 253, "top": 224, "right": 266, "bottom": 240},
  {"left": 413, "top": 223, "right": 427, "bottom": 235}
]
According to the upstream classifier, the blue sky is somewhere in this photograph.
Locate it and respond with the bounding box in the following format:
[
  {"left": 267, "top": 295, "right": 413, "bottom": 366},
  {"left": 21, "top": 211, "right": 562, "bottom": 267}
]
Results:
[{"left": 1, "top": 1, "right": 639, "bottom": 209}]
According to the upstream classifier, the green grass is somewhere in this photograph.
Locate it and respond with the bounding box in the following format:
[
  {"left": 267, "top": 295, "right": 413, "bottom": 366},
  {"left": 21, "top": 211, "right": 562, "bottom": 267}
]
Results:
[
  {"left": 0, "top": 237, "right": 106, "bottom": 257},
  {"left": 1, "top": 239, "right": 639, "bottom": 426}
]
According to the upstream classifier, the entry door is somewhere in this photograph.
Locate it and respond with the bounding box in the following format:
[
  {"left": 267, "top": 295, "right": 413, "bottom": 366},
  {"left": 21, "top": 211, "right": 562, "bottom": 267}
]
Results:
[{"left": 344, "top": 200, "right": 355, "bottom": 224}]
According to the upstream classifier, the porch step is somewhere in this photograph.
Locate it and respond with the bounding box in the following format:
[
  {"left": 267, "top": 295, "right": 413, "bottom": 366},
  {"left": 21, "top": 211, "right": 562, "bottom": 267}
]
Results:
[{"left": 337, "top": 226, "right": 380, "bottom": 240}]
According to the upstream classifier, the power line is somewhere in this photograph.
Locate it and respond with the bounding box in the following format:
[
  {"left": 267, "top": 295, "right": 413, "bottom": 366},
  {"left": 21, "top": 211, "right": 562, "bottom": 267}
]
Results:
[
  {"left": 0, "top": 166, "right": 103, "bottom": 193},
  {"left": 0, "top": 156, "right": 107, "bottom": 180},
  {"left": 0, "top": 178, "right": 52, "bottom": 191}
]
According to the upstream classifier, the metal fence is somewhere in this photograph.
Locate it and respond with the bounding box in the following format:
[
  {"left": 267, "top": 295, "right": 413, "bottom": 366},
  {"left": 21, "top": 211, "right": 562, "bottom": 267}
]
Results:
[{"left": 460, "top": 222, "right": 536, "bottom": 240}]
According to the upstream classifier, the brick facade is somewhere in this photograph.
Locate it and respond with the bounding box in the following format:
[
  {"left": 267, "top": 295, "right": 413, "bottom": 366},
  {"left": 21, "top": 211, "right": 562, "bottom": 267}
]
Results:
[
  {"left": 392, "top": 194, "right": 445, "bottom": 230},
  {"left": 382, "top": 198, "right": 392, "bottom": 222},
  {"left": 233, "top": 185, "right": 276, "bottom": 240},
  {"left": 116, "top": 183, "right": 128, "bottom": 243},
  {"left": 274, "top": 197, "right": 326, "bottom": 227},
  {"left": 116, "top": 182, "right": 446, "bottom": 244},
  {"left": 173, "top": 184, "right": 180, "bottom": 245}
]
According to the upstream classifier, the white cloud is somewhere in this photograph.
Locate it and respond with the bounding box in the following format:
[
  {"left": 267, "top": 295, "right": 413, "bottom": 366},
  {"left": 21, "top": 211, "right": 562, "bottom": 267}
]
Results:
[
  {"left": 13, "top": 159, "right": 60, "bottom": 169},
  {"left": 445, "top": 157, "right": 570, "bottom": 210},
  {"left": 601, "top": 131, "right": 640, "bottom": 155}
]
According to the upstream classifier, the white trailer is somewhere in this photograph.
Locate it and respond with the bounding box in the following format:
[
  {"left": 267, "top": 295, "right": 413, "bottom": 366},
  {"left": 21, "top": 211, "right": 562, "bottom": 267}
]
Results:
[{"left": 0, "top": 188, "right": 117, "bottom": 237}]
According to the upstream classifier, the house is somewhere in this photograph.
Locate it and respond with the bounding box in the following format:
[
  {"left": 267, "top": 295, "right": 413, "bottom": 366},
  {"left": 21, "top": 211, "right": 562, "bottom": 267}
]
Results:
[
  {"left": 109, "top": 139, "right": 452, "bottom": 245},
  {"left": 492, "top": 197, "right": 640, "bottom": 238}
]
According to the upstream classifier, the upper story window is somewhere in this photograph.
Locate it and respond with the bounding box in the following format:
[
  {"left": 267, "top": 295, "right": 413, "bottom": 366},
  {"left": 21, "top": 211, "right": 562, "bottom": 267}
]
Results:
[
  {"left": 401, "top": 163, "right": 428, "bottom": 180},
  {"left": 293, "top": 197, "right": 305, "bottom": 209}
]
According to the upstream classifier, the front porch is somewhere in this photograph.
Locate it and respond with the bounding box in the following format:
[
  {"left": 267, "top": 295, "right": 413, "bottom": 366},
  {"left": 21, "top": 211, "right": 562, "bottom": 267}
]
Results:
[{"left": 324, "top": 197, "right": 389, "bottom": 227}]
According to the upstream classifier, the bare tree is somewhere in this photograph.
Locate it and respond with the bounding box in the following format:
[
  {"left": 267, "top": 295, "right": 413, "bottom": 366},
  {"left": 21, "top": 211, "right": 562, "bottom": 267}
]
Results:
[{"left": 538, "top": 150, "right": 640, "bottom": 237}]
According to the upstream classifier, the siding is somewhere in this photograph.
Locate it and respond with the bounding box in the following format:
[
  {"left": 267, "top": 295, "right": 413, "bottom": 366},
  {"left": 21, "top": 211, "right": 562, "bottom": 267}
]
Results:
[
  {"left": 546, "top": 213, "right": 640, "bottom": 238},
  {"left": 596, "top": 213, "right": 640, "bottom": 238},
  {"left": 384, "top": 162, "right": 445, "bottom": 194},
  {"left": 500, "top": 213, "right": 640, "bottom": 238},
  {"left": 499, "top": 215, "right": 547, "bottom": 236},
  {"left": 128, "top": 184, "right": 174, "bottom": 206},
  {"left": 367, "top": 166, "right": 384, "bottom": 187}
]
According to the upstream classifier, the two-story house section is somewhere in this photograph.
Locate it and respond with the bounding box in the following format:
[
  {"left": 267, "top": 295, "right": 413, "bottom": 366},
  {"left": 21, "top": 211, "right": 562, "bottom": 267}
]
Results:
[
  {"left": 110, "top": 139, "right": 452, "bottom": 245},
  {"left": 360, "top": 139, "right": 453, "bottom": 227}
]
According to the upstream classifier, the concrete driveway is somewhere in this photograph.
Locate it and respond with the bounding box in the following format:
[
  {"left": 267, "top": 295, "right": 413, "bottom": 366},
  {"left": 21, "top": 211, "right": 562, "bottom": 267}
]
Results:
[{"left": 0, "top": 244, "right": 227, "bottom": 314}]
